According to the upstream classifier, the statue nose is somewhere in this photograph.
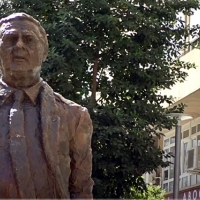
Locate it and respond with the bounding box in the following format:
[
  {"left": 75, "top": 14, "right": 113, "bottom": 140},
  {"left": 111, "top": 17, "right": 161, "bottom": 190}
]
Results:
[{"left": 15, "top": 37, "right": 25, "bottom": 48}]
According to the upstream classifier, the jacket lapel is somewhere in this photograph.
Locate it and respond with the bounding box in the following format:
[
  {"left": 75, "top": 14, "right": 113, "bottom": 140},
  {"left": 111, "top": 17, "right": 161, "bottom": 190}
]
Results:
[{"left": 40, "top": 82, "right": 68, "bottom": 198}]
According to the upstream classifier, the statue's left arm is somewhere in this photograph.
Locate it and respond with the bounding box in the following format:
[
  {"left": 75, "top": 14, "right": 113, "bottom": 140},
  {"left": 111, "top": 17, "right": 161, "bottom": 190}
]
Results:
[{"left": 69, "top": 107, "right": 94, "bottom": 199}]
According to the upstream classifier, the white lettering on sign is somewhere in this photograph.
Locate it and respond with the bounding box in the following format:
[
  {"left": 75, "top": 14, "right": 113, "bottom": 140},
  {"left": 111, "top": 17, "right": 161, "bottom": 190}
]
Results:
[
  {"left": 183, "top": 193, "right": 186, "bottom": 200},
  {"left": 193, "top": 190, "right": 197, "bottom": 200},
  {"left": 167, "top": 189, "right": 200, "bottom": 200},
  {"left": 188, "top": 191, "right": 191, "bottom": 200}
]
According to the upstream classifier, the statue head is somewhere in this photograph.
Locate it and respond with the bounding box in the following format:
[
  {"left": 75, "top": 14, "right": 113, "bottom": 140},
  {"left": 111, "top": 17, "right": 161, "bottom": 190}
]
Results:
[{"left": 0, "top": 13, "right": 49, "bottom": 87}]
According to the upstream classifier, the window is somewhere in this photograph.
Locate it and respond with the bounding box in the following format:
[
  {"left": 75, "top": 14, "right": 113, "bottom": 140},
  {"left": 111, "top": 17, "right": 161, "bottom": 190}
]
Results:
[
  {"left": 169, "top": 165, "right": 174, "bottom": 179},
  {"left": 162, "top": 118, "right": 200, "bottom": 192},
  {"left": 164, "top": 148, "right": 169, "bottom": 162},
  {"left": 190, "top": 174, "right": 196, "bottom": 185},
  {"left": 169, "top": 181, "right": 173, "bottom": 192},
  {"left": 163, "top": 134, "right": 175, "bottom": 192},
  {"left": 192, "top": 126, "right": 197, "bottom": 135},
  {"left": 164, "top": 170, "right": 168, "bottom": 181},
  {"left": 197, "top": 175, "right": 200, "bottom": 184},
  {"left": 182, "top": 177, "right": 188, "bottom": 187},
  {"left": 163, "top": 183, "right": 168, "bottom": 192},
  {"left": 192, "top": 138, "right": 197, "bottom": 148},
  {"left": 183, "top": 130, "right": 189, "bottom": 138},
  {"left": 170, "top": 136, "right": 175, "bottom": 144},
  {"left": 170, "top": 146, "right": 175, "bottom": 156},
  {"left": 183, "top": 142, "right": 189, "bottom": 173},
  {"left": 197, "top": 135, "right": 200, "bottom": 146},
  {"left": 197, "top": 124, "right": 200, "bottom": 133},
  {"left": 169, "top": 146, "right": 175, "bottom": 179},
  {"left": 164, "top": 139, "right": 169, "bottom": 147}
]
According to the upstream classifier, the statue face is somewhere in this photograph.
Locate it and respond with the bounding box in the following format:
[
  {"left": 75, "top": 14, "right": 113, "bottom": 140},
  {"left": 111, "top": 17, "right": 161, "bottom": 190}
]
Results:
[{"left": 0, "top": 19, "right": 44, "bottom": 76}]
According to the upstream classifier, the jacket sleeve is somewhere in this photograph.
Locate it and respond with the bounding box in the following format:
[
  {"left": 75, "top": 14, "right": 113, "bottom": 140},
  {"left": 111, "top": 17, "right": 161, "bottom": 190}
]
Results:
[{"left": 69, "top": 107, "right": 94, "bottom": 199}]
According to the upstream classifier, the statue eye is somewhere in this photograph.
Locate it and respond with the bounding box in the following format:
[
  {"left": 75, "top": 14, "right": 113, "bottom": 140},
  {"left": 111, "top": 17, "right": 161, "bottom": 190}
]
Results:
[
  {"left": 3, "top": 35, "right": 18, "bottom": 46},
  {"left": 24, "top": 36, "right": 36, "bottom": 48},
  {"left": 25, "top": 36, "right": 34, "bottom": 44}
]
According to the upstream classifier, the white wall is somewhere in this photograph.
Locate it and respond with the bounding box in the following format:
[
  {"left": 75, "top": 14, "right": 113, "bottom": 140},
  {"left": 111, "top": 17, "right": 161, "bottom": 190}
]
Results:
[{"left": 161, "top": 48, "right": 200, "bottom": 106}]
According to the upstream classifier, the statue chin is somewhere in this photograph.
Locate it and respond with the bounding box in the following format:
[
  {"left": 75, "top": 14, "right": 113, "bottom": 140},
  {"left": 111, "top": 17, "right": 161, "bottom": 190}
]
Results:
[
  {"left": 9, "top": 62, "right": 30, "bottom": 72},
  {"left": 2, "top": 67, "right": 41, "bottom": 89},
  {"left": 4, "top": 64, "right": 41, "bottom": 74}
]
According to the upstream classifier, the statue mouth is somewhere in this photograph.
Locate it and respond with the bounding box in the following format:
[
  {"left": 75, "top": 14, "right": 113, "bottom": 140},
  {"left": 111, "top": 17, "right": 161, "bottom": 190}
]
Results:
[{"left": 13, "top": 56, "right": 27, "bottom": 62}]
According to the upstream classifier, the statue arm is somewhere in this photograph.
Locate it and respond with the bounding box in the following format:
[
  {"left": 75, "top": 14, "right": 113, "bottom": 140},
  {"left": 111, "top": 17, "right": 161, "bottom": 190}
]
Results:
[{"left": 69, "top": 107, "right": 94, "bottom": 199}]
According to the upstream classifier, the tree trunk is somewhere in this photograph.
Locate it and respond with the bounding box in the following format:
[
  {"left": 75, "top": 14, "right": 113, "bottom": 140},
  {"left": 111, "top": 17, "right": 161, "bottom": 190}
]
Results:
[{"left": 92, "top": 56, "right": 99, "bottom": 104}]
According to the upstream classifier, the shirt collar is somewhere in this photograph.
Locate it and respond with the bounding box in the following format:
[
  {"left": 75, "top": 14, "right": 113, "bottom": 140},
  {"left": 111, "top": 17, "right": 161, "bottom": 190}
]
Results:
[{"left": 0, "top": 78, "right": 43, "bottom": 105}]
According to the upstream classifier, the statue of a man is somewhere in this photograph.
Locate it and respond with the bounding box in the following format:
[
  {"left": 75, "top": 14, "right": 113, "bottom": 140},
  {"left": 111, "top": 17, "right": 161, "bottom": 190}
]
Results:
[{"left": 0, "top": 13, "right": 93, "bottom": 199}]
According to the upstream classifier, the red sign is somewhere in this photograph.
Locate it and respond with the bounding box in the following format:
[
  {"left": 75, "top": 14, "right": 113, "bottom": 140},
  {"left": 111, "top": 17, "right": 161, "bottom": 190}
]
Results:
[{"left": 166, "top": 186, "right": 200, "bottom": 200}]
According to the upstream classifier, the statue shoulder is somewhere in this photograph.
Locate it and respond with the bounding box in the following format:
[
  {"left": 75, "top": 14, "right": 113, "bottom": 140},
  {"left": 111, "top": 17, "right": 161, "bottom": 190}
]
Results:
[
  {"left": 54, "top": 92, "right": 81, "bottom": 109},
  {"left": 41, "top": 82, "right": 85, "bottom": 113}
]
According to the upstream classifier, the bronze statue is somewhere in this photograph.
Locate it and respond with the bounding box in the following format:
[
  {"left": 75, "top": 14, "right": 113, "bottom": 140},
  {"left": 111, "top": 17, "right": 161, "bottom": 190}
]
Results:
[{"left": 0, "top": 13, "right": 93, "bottom": 199}]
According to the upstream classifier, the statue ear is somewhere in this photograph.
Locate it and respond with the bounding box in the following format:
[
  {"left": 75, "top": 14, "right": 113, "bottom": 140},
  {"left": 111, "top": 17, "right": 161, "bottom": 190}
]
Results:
[
  {"left": 42, "top": 52, "right": 48, "bottom": 62},
  {"left": 42, "top": 43, "right": 48, "bottom": 62}
]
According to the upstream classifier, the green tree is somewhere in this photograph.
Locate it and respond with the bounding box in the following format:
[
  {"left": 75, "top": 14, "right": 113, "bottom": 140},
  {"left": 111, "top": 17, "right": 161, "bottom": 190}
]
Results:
[
  {"left": 0, "top": 0, "right": 199, "bottom": 198},
  {"left": 126, "top": 183, "right": 166, "bottom": 199}
]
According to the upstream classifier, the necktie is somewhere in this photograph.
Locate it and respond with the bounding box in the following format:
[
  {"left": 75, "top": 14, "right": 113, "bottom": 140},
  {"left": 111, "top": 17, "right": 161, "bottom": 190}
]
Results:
[{"left": 9, "top": 90, "right": 35, "bottom": 198}]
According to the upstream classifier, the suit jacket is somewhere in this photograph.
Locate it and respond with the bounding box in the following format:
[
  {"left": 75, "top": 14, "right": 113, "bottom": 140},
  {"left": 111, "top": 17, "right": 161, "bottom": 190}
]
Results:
[{"left": 38, "top": 81, "right": 94, "bottom": 198}]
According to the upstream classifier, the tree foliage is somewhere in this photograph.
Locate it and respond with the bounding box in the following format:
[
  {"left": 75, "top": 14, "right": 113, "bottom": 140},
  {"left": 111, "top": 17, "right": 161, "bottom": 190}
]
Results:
[
  {"left": 0, "top": 0, "right": 200, "bottom": 198},
  {"left": 126, "top": 183, "right": 166, "bottom": 199}
]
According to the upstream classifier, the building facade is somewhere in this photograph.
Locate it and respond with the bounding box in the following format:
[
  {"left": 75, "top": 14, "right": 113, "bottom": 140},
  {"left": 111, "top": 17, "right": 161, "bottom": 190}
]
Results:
[
  {"left": 163, "top": 9, "right": 200, "bottom": 199},
  {"left": 144, "top": 10, "right": 200, "bottom": 199},
  {"left": 164, "top": 117, "right": 200, "bottom": 200}
]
